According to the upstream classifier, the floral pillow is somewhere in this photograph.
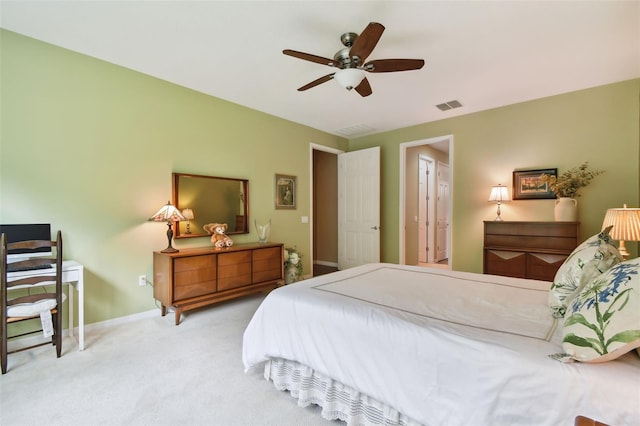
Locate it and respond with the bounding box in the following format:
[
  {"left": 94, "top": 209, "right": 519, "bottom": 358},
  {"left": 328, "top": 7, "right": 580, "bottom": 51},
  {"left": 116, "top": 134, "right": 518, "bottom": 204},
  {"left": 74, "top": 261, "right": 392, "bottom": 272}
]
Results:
[
  {"left": 548, "top": 227, "right": 622, "bottom": 318},
  {"left": 559, "top": 259, "right": 640, "bottom": 362}
]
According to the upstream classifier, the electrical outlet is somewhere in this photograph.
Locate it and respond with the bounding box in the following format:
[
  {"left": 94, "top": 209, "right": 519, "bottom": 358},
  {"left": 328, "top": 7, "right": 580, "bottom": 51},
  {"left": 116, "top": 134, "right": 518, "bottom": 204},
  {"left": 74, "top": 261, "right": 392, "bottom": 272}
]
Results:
[{"left": 138, "top": 275, "right": 147, "bottom": 287}]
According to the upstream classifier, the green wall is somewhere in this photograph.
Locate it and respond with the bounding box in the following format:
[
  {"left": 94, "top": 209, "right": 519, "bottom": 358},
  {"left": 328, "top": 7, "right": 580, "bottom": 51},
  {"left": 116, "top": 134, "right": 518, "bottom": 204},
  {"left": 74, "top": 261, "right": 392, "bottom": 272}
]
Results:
[
  {"left": 0, "top": 30, "right": 347, "bottom": 325},
  {"left": 2, "top": 29, "right": 639, "bottom": 326},
  {"left": 350, "top": 79, "right": 640, "bottom": 272}
]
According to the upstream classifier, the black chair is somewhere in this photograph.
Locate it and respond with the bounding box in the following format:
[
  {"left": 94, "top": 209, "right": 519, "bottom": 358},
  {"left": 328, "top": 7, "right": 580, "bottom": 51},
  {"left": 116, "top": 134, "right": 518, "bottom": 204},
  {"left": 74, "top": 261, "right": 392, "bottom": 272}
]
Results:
[{"left": 1, "top": 230, "right": 63, "bottom": 374}]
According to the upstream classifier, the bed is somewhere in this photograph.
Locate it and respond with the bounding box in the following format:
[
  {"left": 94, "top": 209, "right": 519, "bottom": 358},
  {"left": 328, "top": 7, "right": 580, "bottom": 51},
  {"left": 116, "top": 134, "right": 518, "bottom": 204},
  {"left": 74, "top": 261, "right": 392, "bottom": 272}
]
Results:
[{"left": 242, "top": 263, "right": 640, "bottom": 425}]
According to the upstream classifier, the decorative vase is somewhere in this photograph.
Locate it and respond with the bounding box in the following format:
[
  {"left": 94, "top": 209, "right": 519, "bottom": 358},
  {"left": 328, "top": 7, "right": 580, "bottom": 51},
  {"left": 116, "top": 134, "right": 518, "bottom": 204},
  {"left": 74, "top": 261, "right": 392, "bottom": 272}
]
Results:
[
  {"left": 285, "top": 265, "right": 298, "bottom": 284},
  {"left": 255, "top": 219, "right": 271, "bottom": 244},
  {"left": 554, "top": 197, "right": 578, "bottom": 222}
]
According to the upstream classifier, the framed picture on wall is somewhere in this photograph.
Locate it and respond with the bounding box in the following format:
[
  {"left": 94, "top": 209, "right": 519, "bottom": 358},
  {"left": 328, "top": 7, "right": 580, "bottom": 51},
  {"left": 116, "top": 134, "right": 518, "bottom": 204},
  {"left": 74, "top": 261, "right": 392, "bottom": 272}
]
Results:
[
  {"left": 275, "top": 174, "right": 296, "bottom": 209},
  {"left": 512, "top": 168, "right": 557, "bottom": 200}
]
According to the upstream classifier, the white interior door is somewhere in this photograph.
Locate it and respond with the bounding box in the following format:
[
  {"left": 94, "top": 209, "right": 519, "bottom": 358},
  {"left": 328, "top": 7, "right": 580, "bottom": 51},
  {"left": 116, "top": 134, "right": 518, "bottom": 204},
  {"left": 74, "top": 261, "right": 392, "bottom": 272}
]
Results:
[
  {"left": 338, "top": 146, "right": 380, "bottom": 270},
  {"left": 436, "top": 162, "right": 450, "bottom": 262},
  {"left": 418, "top": 157, "right": 434, "bottom": 263}
]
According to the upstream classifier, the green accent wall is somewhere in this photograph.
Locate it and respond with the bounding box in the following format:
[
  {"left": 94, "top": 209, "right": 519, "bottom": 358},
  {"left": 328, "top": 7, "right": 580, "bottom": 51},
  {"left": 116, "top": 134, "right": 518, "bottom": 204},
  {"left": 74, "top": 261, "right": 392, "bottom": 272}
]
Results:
[
  {"left": 0, "top": 30, "right": 347, "bottom": 325},
  {"left": 2, "top": 29, "right": 638, "bottom": 326},
  {"left": 350, "top": 79, "right": 640, "bottom": 272}
]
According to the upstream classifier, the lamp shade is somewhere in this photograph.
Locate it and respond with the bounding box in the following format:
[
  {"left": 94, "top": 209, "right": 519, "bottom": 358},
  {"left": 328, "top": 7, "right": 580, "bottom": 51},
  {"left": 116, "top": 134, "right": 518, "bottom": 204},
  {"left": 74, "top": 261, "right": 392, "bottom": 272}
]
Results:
[
  {"left": 601, "top": 206, "right": 640, "bottom": 242},
  {"left": 488, "top": 184, "right": 511, "bottom": 202},
  {"left": 334, "top": 68, "right": 365, "bottom": 90},
  {"left": 181, "top": 208, "right": 195, "bottom": 221},
  {"left": 149, "top": 201, "right": 185, "bottom": 222}
]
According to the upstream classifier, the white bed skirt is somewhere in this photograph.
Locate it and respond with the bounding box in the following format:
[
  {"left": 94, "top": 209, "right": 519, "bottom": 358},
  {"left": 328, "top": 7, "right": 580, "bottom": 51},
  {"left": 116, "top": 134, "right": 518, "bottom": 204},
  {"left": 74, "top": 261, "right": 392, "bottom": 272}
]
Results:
[{"left": 265, "top": 358, "right": 422, "bottom": 426}]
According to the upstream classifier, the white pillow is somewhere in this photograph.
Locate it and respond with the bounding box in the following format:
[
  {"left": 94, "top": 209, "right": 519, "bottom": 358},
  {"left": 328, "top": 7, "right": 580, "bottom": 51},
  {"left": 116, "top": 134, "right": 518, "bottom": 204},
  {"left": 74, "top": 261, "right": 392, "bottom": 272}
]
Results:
[
  {"left": 561, "top": 258, "right": 640, "bottom": 362},
  {"left": 548, "top": 227, "right": 622, "bottom": 318}
]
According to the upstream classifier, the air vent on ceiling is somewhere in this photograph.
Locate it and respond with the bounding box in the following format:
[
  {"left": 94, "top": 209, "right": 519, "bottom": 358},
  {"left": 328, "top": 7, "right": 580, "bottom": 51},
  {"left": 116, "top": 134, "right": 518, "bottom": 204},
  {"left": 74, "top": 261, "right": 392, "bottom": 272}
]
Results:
[
  {"left": 335, "top": 123, "right": 376, "bottom": 137},
  {"left": 436, "top": 100, "right": 463, "bottom": 111}
]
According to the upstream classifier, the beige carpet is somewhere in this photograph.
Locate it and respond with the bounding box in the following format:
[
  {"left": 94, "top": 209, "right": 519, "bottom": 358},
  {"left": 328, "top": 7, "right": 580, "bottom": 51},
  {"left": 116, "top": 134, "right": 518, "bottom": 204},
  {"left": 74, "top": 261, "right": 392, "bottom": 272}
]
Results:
[{"left": 0, "top": 294, "right": 338, "bottom": 426}]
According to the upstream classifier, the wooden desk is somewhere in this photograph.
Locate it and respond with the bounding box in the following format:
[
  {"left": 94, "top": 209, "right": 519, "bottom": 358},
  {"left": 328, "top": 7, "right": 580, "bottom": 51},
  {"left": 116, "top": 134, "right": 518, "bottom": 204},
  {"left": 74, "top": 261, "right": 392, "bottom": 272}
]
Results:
[{"left": 7, "top": 260, "right": 85, "bottom": 350}]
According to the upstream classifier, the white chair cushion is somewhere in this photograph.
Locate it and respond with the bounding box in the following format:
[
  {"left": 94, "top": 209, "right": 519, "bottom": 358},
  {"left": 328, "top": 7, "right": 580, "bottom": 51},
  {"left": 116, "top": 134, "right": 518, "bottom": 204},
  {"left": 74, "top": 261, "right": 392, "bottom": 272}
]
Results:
[{"left": 7, "top": 293, "right": 66, "bottom": 317}]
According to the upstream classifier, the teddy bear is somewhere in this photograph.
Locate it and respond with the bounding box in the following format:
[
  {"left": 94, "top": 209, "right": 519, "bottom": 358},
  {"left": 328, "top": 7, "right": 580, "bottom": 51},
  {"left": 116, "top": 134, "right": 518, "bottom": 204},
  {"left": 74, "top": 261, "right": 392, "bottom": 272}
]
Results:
[{"left": 203, "top": 223, "right": 233, "bottom": 249}]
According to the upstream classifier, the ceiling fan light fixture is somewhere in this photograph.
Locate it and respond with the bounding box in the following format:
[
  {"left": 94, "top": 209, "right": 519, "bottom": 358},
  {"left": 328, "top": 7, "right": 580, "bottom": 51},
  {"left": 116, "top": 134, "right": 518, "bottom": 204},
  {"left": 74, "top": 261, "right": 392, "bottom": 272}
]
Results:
[
  {"left": 284, "top": 22, "right": 424, "bottom": 96},
  {"left": 334, "top": 68, "right": 365, "bottom": 90}
]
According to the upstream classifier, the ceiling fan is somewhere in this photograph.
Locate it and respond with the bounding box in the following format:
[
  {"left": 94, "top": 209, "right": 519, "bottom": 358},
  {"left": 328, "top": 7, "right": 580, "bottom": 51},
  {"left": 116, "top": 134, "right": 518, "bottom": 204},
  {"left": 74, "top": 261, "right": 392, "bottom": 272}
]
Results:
[{"left": 283, "top": 22, "right": 425, "bottom": 97}]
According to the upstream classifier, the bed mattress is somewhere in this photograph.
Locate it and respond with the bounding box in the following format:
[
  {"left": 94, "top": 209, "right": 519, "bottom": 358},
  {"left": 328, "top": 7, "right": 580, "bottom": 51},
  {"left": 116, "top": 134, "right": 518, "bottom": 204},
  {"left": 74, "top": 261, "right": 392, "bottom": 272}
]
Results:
[{"left": 243, "top": 263, "right": 640, "bottom": 425}]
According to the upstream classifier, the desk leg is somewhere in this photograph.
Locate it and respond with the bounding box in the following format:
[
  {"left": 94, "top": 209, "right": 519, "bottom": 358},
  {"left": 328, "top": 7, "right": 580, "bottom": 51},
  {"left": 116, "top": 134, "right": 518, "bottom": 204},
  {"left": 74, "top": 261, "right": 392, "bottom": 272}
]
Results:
[
  {"left": 69, "top": 286, "right": 75, "bottom": 341},
  {"left": 78, "top": 275, "right": 84, "bottom": 350}
]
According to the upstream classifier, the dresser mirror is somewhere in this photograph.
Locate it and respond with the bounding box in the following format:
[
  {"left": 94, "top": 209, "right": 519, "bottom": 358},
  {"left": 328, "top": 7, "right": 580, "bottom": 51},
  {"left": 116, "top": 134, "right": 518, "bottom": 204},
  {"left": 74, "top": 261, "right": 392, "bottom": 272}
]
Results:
[{"left": 172, "top": 172, "right": 249, "bottom": 238}]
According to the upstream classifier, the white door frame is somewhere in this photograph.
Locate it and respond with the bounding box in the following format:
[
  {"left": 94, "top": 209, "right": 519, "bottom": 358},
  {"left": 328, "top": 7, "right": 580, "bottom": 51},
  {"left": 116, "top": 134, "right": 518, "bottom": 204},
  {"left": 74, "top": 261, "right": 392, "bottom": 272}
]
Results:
[
  {"left": 436, "top": 161, "right": 451, "bottom": 262},
  {"left": 399, "top": 135, "right": 454, "bottom": 266},
  {"left": 309, "top": 143, "right": 344, "bottom": 273}
]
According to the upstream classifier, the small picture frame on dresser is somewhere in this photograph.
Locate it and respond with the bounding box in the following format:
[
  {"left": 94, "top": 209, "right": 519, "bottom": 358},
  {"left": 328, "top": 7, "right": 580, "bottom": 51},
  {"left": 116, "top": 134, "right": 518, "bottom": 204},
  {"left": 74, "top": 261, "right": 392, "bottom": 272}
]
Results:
[{"left": 512, "top": 168, "right": 557, "bottom": 200}]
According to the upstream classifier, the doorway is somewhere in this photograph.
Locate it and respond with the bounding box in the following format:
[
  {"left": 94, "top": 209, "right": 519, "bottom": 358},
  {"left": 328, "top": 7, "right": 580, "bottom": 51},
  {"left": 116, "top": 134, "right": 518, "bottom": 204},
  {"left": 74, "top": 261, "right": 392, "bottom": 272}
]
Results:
[
  {"left": 310, "top": 144, "right": 381, "bottom": 276},
  {"left": 310, "top": 144, "right": 341, "bottom": 276},
  {"left": 399, "top": 135, "right": 453, "bottom": 268}
]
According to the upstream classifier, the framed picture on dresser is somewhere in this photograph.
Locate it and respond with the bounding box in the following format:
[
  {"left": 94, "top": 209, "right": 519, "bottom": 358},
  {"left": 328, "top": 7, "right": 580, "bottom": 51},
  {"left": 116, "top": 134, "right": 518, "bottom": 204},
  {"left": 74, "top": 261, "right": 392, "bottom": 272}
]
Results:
[{"left": 512, "top": 168, "right": 557, "bottom": 200}]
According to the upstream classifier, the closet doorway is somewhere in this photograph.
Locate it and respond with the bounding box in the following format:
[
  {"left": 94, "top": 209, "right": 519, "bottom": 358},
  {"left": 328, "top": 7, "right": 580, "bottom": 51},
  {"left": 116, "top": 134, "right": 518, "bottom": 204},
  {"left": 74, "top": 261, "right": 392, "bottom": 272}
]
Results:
[{"left": 399, "top": 135, "right": 453, "bottom": 268}]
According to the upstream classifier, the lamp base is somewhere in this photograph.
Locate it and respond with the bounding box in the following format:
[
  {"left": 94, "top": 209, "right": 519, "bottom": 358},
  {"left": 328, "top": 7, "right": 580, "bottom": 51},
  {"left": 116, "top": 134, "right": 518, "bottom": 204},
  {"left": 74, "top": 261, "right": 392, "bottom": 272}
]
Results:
[
  {"left": 618, "top": 240, "right": 629, "bottom": 260},
  {"left": 494, "top": 203, "right": 503, "bottom": 221},
  {"left": 161, "top": 221, "right": 179, "bottom": 253}
]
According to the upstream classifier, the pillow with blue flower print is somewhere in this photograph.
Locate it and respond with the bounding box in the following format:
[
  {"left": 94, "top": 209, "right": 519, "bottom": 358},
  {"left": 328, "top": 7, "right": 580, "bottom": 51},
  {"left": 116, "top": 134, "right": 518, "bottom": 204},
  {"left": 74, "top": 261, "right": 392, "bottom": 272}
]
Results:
[
  {"left": 560, "top": 258, "right": 640, "bottom": 362},
  {"left": 548, "top": 226, "right": 622, "bottom": 318}
]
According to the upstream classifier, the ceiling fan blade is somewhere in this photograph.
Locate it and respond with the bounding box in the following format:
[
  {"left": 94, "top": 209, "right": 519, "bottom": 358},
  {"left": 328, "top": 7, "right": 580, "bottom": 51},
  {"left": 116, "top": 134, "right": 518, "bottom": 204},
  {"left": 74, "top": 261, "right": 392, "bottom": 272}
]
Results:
[
  {"left": 283, "top": 49, "right": 336, "bottom": 67},
  {"left": 349, "top": 22, "right": 385, "bottom": 65},
  {"left": 364, "top": 59, "right": 425, "bottom": 73},
  {"left": 354, "top": 77, "right": 372, "bottom": 97},
  {"left": 298, "top": 73, "right": 335, "bottom": 91}
]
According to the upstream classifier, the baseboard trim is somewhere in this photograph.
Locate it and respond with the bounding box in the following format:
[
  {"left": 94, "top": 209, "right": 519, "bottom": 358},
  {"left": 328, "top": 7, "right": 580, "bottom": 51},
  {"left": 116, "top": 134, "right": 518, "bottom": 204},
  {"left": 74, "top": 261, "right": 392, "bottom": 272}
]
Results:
[
  {"left": 7, "top": 308, "right": 159, "bottom": 352},
  {"left": 83, "top": 309, "right": 158, "bottom": 332},
  {"left": 314, "top": 260, "right": 338, "bottom": 268}
]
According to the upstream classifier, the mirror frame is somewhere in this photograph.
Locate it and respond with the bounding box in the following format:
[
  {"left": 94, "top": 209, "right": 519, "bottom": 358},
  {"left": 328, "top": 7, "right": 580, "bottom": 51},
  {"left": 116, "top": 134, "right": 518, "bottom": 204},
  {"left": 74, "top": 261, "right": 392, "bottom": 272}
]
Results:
[{"left": 172, "top": 172, "right": 249, "bottom": 239}]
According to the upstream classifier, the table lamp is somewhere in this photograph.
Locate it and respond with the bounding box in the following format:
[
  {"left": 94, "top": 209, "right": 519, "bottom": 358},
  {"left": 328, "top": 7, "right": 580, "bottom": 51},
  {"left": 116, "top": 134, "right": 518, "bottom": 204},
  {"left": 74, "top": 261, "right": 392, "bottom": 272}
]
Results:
[
  {"left": 182, "top": 208, "right": 194, "bottom": 234},
  {"left": 601, "top": 204, "right": 640, "bottom": 259},
  {"left": 149, "top": 201, "right": 185, "bottom": 253},
  {"left": 488, "top": 184, "right": 511, "bottom": 221}
]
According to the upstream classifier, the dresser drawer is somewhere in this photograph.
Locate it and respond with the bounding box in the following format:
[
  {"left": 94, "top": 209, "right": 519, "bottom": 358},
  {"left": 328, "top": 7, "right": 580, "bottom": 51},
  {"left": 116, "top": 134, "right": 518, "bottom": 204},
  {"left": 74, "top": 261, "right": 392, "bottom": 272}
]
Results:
[
  {"left": 173, "top": 255, "right": 217, "bottom": 300},
  {"left": 484, "top": 234, "right": 578, "bottom": 252},
  {"left": 485, "top": 250, "right": 526, "bottom": 278},
  {"left": 526, "top": 253, "right": 567, "bottom": 282},
  {"left": 253, "top": 247, "right": 283, "bottom": 282},
  {"left": 217, "top": 251, "right": 252, "bottom": 291}
]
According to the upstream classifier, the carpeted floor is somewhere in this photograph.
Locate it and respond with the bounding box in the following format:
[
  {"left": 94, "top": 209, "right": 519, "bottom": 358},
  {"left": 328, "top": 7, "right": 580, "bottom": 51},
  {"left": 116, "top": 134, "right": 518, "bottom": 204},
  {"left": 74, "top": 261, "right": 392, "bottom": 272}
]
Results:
[{"left": 0, "top": 294, "right": 339, "bottom": 426}]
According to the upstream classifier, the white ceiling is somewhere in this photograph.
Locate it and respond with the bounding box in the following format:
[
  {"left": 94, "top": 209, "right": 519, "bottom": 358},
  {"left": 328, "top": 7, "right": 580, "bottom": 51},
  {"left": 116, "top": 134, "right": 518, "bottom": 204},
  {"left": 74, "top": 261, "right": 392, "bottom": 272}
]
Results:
[{"left": 1, "top": 1, "right": 638, "bottom": 138}]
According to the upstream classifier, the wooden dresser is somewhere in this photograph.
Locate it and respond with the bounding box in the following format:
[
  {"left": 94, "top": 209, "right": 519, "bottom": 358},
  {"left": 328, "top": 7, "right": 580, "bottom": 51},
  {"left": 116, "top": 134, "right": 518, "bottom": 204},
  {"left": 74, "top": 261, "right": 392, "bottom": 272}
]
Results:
[
  {"left": 153, "top": 243, "right": 283, "bottom": 324},
  {"left": 483, "top": 221, "right": 579, "bottom": 281}
]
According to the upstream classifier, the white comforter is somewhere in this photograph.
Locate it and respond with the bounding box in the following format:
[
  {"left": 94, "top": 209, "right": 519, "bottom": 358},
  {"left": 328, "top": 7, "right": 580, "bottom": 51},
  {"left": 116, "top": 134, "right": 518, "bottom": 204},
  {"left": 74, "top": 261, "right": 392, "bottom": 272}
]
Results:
[{"left": 242, "top": 263, "right": 640, "bottom": 426}]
